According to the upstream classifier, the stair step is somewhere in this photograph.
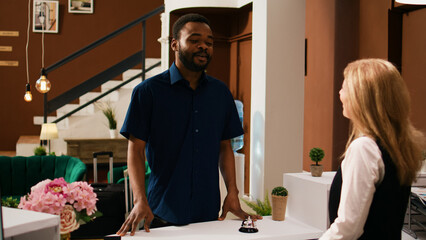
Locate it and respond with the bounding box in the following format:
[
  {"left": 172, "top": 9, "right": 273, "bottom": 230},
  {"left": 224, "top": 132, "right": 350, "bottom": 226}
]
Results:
[
  {"left": 0, "top": 151, "right": 16, "bottom": 157},
  {"left": 145, "top": 58, "right": 161, "bottom": 67},
  {"left": 101, "top": 80, "right": 136, "bottom": 91},
  {"left": 57, "top": 103, "right": 94, "bottom": 117},
  {"left": 29, "top": 59, "right": 163, "bottom": 155},
  {"left": 17, "top": 135, "right": 40, "bottom": 144},
  {"left": 16, "top": 135, "right": 40, "bottom": 156},
  {"left": 80, "top": 91, "right": 119, "bottom": 104},
  {"left": 33, "top": 116, "right": 69, "bottom": 129},
  {"left": 122, "top": 67, "right": 162, "bottom": 82}
]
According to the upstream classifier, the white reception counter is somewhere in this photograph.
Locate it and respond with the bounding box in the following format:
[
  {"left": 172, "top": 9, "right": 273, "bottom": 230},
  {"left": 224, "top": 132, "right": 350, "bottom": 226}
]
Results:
[
  {"left": 116, "top": 216, "right": 322, "bottom": 240},
  {"left": 3, "top": 207, "right": 60, "bottom": 240}
]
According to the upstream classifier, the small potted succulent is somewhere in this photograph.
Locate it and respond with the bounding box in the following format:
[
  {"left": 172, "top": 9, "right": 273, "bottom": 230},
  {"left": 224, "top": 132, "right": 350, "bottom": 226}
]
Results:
[
  {"left": 309, "top": 147, "right": 325, "bottom": 177},
  {"left": 271, "top": 186, "right": 288, "bottom": 221}
]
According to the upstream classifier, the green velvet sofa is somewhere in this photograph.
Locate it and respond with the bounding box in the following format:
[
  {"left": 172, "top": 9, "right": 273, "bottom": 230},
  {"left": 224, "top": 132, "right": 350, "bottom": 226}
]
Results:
[
  {"left": 107, "top": 161, "right": 151, "bottom": 188},
  {"left": 0, "top": 155, "right": 87, "bottom": 200}
]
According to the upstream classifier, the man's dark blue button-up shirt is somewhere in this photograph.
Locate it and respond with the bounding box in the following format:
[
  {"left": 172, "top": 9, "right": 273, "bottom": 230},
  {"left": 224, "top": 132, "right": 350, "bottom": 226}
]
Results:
[{"left": 120, "top": 63, "right": 243, "bottom": 225}]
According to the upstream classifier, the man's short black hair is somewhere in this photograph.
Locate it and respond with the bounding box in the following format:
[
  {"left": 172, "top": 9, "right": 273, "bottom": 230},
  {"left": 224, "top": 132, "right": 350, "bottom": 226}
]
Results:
[{"left": 172, "top": 13, "right": 211, "bottom": 40}]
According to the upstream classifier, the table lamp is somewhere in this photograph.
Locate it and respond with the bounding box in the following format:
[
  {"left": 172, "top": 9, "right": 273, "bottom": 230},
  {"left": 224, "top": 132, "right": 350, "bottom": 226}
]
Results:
[{"left": 40, "top": 123, "right": 58, "bottom": 154}]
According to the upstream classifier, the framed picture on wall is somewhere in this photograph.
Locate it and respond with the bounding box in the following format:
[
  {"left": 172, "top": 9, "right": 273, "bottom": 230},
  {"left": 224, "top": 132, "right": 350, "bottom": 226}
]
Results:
[
  {"left": 68, "top": 0, "right": 94, "bottom": 14},
  {"left": 33, "top": 0, "right": 59, "bottom": 33}
]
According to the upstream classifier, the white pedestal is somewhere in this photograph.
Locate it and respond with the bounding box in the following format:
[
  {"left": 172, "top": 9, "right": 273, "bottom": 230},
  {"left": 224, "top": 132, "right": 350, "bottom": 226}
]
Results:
[
  {"left": 283, "top": 171, "right": 336, "bottom": 231},
  {"left": 3, "top": 207, "right": 60, "bottom": 240}
]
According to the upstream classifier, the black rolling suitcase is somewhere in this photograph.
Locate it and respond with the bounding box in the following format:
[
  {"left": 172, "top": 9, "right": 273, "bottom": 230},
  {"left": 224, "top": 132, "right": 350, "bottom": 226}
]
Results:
[{"left": 72, "top": 151, "right": 126, "bottom": 239}]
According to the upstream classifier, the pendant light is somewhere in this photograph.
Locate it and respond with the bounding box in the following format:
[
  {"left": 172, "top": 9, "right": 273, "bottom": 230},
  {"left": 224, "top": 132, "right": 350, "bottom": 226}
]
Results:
[
  {"left": 35, "top": 68, "right": 51, "bottom": 93},
  {"left": 35, "top": 2, "right": 51, "bottom": 94},
  {"left": 24, "top": 83, "right": 32, "bottom": 102},
  {"left": 24, "top": 0, "right": 32, "bottom": 102}
]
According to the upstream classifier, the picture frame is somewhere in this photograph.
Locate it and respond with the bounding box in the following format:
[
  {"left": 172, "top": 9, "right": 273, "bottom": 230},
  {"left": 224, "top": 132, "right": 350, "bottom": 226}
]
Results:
[
  {"left": 68, "top": 0, "right": 94, "bottom": 14},
  {"left": 33, "top": 0, "right": 59, "bottom": 33}
]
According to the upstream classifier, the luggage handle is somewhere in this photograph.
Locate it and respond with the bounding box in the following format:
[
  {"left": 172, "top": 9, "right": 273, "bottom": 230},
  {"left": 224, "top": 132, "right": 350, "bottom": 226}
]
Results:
[{"left": 93, "top": 151, "right": 114, "bottom": 183}]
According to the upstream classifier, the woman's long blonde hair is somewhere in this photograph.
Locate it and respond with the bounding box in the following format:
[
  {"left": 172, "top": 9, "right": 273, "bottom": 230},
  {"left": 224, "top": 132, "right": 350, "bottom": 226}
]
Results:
[{"left": 343, "top": 58, "right": 424, "bottom": 185}]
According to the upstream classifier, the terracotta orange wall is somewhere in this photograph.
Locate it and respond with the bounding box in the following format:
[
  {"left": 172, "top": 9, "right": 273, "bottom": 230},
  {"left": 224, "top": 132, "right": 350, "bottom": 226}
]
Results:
[
  {"left": 304, "top": 0, "right": 426, "bottom": 171},
  {"left": 304, "top": 0, "right": 336, "bottom": 171},
  {"left": 359, "top": 0, "right": 389, "bottom": 59},
  {"left": 0, "top": 0, "right": 163, "bottom": 151},
  {"left": 402, "top": 9, "right": 426, "bottom": 134}
]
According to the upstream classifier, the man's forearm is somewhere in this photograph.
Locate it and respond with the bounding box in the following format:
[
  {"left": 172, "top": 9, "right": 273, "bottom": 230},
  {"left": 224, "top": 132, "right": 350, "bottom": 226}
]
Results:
[
  {"left": 219, "top": 140, "right": 239, "bottom": 195},
  {"left": 127, "top": 136, "right": 148, "bottom": 203}
]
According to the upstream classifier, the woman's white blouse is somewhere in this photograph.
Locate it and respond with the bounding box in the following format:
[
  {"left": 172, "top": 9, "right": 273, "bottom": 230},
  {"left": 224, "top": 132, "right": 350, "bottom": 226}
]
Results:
[{"left": 319, "top": 136, "right": 385, "bottom": 240}]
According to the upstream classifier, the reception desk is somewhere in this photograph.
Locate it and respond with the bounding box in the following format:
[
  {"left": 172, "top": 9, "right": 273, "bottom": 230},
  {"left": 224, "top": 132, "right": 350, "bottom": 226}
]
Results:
[{"left": 115, "top": 216, "right": 322, "bottom": 240}]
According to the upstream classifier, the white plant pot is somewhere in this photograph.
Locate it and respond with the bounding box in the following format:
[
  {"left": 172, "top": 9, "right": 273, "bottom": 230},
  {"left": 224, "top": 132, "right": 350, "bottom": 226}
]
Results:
[{"left": 109, "top": 129, "right": 117, "bottom": 138}]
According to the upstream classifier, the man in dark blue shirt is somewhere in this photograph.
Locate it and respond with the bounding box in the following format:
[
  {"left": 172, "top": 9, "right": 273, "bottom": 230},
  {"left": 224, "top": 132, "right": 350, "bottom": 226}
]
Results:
[{"left": 116, "top": 13, "right": 260, "bottom": 236}]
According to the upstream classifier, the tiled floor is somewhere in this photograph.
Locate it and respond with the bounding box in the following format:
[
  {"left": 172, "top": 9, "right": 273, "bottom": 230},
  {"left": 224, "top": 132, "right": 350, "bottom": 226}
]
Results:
[
  {"left": 403, "top": 213, "right": 426, "bottom": 240},
  {"left": 0, "top": 151, "right": 15, "bottom": 156},
  {"left": 402, "top": 230, "right": 426, "bottom": 240}
]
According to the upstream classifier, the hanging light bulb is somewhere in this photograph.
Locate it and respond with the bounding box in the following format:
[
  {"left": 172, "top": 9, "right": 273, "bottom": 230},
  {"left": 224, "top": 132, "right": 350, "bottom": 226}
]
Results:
[
  {"left": 35, "top": 68, "right": 51, "bottom": 93},
  {"left": 24, "top": 0, "right": 32, "bottom": 102},
  {"left": 24, "top": 83, "right": 32, "bottom": 102}
]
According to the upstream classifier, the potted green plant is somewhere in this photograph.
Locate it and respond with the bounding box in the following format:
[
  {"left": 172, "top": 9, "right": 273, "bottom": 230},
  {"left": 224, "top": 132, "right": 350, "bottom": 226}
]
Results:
[
  {"left": 96, "top": 102, "right": 117, "bottom": 138},
  {"left": 241, "top": 192, "right": 271, "bottom": 216},
  {"left": 271, "top": 186, "right": 288, "bottom": 221},
  {"left": 309, "top": 147, "right": 325, "bottom": 177},
  {"left": 1, "top": 196, "right": 19, "bottom": 208},
  {"left": 34, "top": 146, "right": 47, "bottom": 156}
]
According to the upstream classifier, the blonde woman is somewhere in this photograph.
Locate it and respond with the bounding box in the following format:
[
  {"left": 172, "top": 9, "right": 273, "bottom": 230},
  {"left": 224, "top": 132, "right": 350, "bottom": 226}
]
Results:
[{"left": 320, "top": 59, "right": 425, "bottom": 240}]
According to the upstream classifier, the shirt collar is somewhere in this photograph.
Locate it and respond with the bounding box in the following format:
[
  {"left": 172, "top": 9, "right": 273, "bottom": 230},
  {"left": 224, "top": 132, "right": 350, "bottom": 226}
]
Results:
[{"left": 169, "top": 62, "right": 209, "bottom": 86}]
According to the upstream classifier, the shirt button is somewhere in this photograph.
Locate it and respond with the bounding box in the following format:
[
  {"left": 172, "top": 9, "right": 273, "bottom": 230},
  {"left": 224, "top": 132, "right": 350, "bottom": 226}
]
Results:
[{"left": 195, "top": 129, "right": 199, "bottom": 133}]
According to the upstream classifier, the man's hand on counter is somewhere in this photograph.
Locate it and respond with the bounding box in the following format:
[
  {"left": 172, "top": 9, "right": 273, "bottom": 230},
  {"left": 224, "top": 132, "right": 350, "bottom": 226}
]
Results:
[{"left": 218, "top": 192, "right": 263, "bottom": 221}]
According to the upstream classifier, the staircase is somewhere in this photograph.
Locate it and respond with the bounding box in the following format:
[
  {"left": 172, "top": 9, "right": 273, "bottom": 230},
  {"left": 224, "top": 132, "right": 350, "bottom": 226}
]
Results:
[
  {"left": 14, "top": 6, "right": 165, "bottom": 157},
  {"left": 16, "top": 58, "right": 162, "bottom": 156}
]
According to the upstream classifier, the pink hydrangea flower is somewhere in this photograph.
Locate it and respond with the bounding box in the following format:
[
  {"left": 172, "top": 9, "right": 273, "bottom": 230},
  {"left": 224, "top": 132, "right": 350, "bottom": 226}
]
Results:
[
  {"left": 18, "top": 177, "right": 100, "bottom": 233},
  {"left": 64, "top": 181, "right": 98, "bottom": 216},
  {"left": 45, "top": 177, "right": 68, "bottom": 198}
]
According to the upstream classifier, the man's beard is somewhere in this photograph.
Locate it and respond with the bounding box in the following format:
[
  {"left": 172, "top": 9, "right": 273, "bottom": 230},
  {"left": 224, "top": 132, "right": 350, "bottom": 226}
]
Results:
[{"left": 178, "top": 48, "right": 211, "bottom": 72}]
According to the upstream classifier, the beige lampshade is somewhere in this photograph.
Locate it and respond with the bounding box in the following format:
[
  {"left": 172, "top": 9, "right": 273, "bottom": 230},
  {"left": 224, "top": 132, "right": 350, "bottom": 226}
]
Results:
[
  {"left": 395, "top": 0, "right": 426, "bottom": 4},
  {"left": 40, "top": 123, "right": 58, "bottom": 140}
]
